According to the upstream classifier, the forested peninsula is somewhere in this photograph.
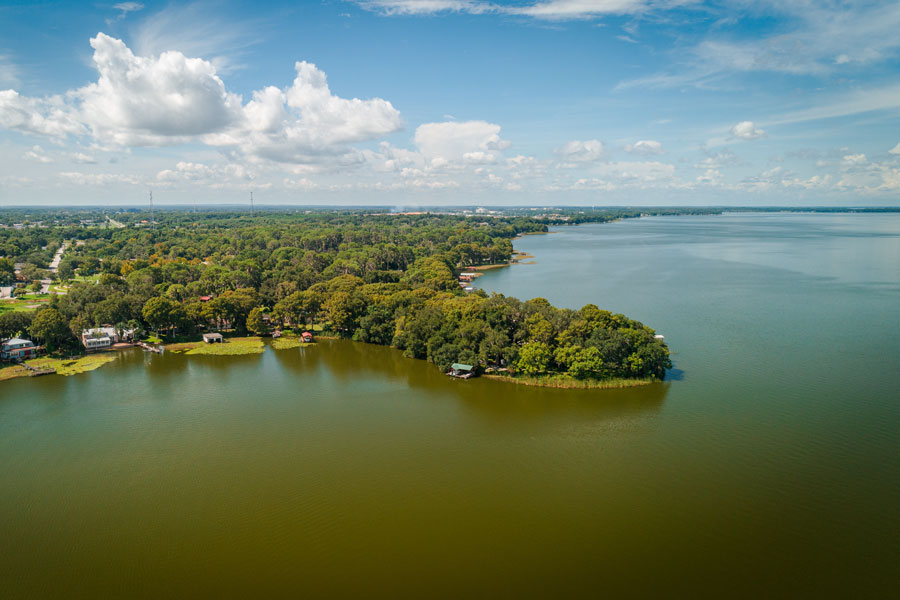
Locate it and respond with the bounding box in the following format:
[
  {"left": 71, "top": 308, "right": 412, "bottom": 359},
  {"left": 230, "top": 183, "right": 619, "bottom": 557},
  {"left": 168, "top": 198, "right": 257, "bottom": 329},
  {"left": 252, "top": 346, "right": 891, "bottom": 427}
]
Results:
[{"left": 1, "top": 209, "right": 671, "bottom": 386}]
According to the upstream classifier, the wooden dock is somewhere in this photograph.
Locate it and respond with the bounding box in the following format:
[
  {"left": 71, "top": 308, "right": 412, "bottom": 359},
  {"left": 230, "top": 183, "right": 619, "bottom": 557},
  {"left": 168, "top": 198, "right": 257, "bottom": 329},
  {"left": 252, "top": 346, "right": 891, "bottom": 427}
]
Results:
[
  {"left": 23, "top": 363, "right": 55, "bottom": 376},
  {"left": 137, "top": 341, "right": 164, "bottom": 354}
]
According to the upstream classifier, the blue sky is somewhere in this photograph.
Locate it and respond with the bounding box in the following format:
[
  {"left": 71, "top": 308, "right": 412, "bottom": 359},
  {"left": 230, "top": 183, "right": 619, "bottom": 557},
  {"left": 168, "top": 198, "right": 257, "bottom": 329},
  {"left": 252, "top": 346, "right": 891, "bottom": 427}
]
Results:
[{"left": 1, "top": 0, "right": 899, "bottom": 206}]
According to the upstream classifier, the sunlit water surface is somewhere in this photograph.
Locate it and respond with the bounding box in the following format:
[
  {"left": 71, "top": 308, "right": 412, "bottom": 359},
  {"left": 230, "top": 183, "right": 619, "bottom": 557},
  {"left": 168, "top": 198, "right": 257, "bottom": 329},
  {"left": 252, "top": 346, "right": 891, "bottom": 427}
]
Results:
[{"left": 2, "top": 213, "right": 898, "bottom": 598}]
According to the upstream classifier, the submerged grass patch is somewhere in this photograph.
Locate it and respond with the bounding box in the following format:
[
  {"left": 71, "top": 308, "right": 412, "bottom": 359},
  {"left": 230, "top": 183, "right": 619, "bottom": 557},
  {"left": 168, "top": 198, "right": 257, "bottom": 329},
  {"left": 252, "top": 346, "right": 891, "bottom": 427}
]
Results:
[
  {"left": 30, "top": 354, "right": 118, "bottom": 376},
  {"left": 0, "top": 354, "right": 119, "bottom": 378},
  {"left": 184, "top": 337, "right": 265, "bottom": 356},
  {"left": 1, "top": 354, "right": 118, "bottom": 382},
  {"left": 482, "top": 373, "right": 656, "bottom": 389},
  {"left": 164, "top": 341, "right": 204, "bottom": 353},
  {"left": 0, "top": 364, "right": 31, "bottom": 381}
]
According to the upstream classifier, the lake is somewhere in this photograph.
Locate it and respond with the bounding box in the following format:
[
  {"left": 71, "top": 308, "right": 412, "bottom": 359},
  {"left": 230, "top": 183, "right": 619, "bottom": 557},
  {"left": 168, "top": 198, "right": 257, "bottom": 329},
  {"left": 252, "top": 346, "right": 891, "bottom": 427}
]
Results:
[{"left": 2, "top": 212, "right": 899, "bottom": 598}]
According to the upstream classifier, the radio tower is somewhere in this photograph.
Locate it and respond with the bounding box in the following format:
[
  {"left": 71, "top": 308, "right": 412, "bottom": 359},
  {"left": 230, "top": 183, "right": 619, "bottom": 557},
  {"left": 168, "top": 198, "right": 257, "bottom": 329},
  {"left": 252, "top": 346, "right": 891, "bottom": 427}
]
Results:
[
  {"left": 149, "top": 189, "right": 154, "bottom": 228},
  {"left": 250, "top": 191, "right": 254, "bottom": 216}
]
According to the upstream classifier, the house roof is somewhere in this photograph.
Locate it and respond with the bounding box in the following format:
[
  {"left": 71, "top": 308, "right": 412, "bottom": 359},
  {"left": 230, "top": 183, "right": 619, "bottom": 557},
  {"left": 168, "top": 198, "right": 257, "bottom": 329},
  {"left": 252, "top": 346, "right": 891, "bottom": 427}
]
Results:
[
  {"left": 203, "top": 332, "right": 223, "bottom": 338},
  {"left": 83, "top": 327, "right": 132, "bottom": 338},
  {"left": 3, "top": 337, "right": 33, "bottom": 346},
  {"left": 451, "top": 363, "right": 473, "bottom": 371}
]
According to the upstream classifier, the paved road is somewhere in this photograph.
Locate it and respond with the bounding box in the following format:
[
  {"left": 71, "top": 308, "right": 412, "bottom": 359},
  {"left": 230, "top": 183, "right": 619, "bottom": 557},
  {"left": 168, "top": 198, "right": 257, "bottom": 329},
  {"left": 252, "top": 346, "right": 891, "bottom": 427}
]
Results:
[
  {"left": 48, "top": 242, "right": 68, "bottom": 273},
  {"left": 40, "top": 242, "right": 70, "bottom": 293}
]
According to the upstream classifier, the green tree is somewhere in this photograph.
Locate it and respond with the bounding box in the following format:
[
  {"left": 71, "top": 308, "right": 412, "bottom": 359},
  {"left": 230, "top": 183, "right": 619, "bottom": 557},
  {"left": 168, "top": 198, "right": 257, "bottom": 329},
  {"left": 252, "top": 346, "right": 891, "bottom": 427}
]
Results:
[
  {"left": 516, "top": 342, "right": 552, "bottom": 376},
  {"left": 354, "top": 305, "right": 395, "bottom": 345},
  {"left": 0, "top": 257, "right": 14, "bottom": 284},
  {"left": 127, "top": 319, "right": 145, "bottom": 341},
  {"left": 246, "top": 307, "right": 268, "bottom": 335},
  {"left": 165, "top": 283, "right": 187, "bottom": 302},
  {"left": 555, "top": 345, "right": 604, "bottom": 379},
  {"left": 142, "top": 296, "right": 179, "bottom": 336},
  {"left": 56, "top": 259, "right": 75, "bottom": 282},
  {"left": 0, "top": 310, "right": 34, "bottom": 339},
  {"left": 430, "top": 342, "right": 461, "bottom": 372},
  {"left": 325, "top": 290, "right": 367, "bottom": 336},
  {"left": 524, "top": 313, "right": 554, "bottom": 344},
  {"left": 68, "top": 315, "right": 91, "bottom": 341},
  {"left": 29, "top": 308, "right": 71, "bottom": 351}
]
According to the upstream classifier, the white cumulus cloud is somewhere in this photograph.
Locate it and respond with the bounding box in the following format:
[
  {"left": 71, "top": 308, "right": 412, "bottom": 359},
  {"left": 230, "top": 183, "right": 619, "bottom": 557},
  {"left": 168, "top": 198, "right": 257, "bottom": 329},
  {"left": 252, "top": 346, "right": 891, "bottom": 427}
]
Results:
[
  {"left": 0, "top": 34, "right": 403, "bottom": 167},
  {"left": 71, "top": 152, "right": 97, "bottom": 164},
  {"left": 414, "top": 120, "right": 509, "bottom": 164},
  {"left": 0, "top": 90, "right": 87, "bottom": 138},
  {"left": 555, "top": 139, "right": 604, "bottom": 162},
  {"left": 80, "top": 33, "right": 243, "bottom": 146},
  {"left": 730, "top": 121, "right": 766, "bottom": 140},
  {"left": 219, "top": 60, "right": 403, "bottom": 164},
  {"left": 625, "top": 139, "right": 663, "bottom": 155},
  {"left": 23, "top": 145, "right": 52, "bottom": 163}
]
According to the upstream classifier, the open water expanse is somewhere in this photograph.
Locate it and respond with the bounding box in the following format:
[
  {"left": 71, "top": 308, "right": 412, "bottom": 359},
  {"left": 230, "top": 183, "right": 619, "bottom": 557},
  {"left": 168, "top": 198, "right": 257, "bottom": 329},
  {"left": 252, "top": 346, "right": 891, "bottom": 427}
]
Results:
[{"left": 2, "top": 212, "right": 899, "bottom": 598}]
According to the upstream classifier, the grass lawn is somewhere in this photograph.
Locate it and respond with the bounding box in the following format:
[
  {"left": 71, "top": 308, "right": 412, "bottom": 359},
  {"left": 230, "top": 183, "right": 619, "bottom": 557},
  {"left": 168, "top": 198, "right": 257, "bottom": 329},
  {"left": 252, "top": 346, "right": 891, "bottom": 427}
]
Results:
[
  {"left": 270, "top": 335, "right": 315, "bottom": 350},
  {"left": 0, "top": 299, "right": 45, "bottom": 313},
  {"left": 29, "top": 354, "right": 118, "bottom": 375},
  {"left": 70, "top": 275, "right": 101, "bottom": 284}
]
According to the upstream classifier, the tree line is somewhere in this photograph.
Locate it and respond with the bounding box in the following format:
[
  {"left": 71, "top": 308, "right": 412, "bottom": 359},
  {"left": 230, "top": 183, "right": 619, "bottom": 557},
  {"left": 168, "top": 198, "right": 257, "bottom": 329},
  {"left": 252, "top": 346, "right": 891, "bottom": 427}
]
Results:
[{"left": 1, "top": 210, "right": 670, "bottom": 381}]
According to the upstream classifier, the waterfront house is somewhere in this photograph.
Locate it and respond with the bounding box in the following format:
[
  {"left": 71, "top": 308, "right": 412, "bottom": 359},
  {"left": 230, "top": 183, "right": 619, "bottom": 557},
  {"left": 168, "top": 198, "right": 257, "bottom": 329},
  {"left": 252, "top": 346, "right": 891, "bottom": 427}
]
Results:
[
  {"left": 1, "top": 338, "right": 37, "bottom": 361},
  {"left": 203, "top": 333, "right": 224, "bottom": 343},
  {"left": 82, "top": 328, "right": 116, "bottom": 350},
  {"left": 81, "top": 326, "right": 134, "bottom": 350},
  {"left": 300, "top": 331, "right": 314, "bottom": 343}
]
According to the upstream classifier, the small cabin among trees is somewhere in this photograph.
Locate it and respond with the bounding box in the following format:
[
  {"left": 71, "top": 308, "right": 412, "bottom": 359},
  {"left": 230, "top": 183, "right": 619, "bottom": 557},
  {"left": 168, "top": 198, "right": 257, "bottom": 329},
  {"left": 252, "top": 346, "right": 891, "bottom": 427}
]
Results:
[{"left": 448, "top": 363, "right": 475, "bottom": 379}]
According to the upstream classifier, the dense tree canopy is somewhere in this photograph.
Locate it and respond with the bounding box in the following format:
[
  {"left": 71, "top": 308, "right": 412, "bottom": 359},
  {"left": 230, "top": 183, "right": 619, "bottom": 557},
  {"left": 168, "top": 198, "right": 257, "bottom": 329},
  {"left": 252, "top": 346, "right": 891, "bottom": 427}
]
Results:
[{"left": 1, "top": 209, "right": 671, "bottom": 381}]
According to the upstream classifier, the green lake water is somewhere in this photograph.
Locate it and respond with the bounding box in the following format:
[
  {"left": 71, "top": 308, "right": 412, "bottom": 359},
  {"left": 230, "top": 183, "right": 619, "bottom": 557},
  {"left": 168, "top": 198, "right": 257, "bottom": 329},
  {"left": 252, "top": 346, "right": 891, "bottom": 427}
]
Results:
[{"left": 2, "top": 213, "right": 899, "bottom": 598}]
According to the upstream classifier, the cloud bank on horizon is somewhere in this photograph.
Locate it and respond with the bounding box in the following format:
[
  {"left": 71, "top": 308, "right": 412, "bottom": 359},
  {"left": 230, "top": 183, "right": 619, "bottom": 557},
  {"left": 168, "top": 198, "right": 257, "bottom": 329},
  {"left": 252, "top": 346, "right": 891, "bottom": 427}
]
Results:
[{"left": 1, "top": 0, "right": 900, "bottom": 205}]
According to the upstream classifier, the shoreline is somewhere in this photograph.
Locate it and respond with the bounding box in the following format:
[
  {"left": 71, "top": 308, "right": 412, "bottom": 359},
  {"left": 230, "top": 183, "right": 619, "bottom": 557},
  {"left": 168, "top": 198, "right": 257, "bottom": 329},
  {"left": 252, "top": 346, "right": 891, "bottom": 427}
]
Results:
[
  {"left": 482, "top": 373, "right": 658, "bottom": 389},
  {"left": 466, "top": 250, "right": 536, "bottom": 274},
  {"left": 2, "top": 336, "right": 666, "bottom": 391}
]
